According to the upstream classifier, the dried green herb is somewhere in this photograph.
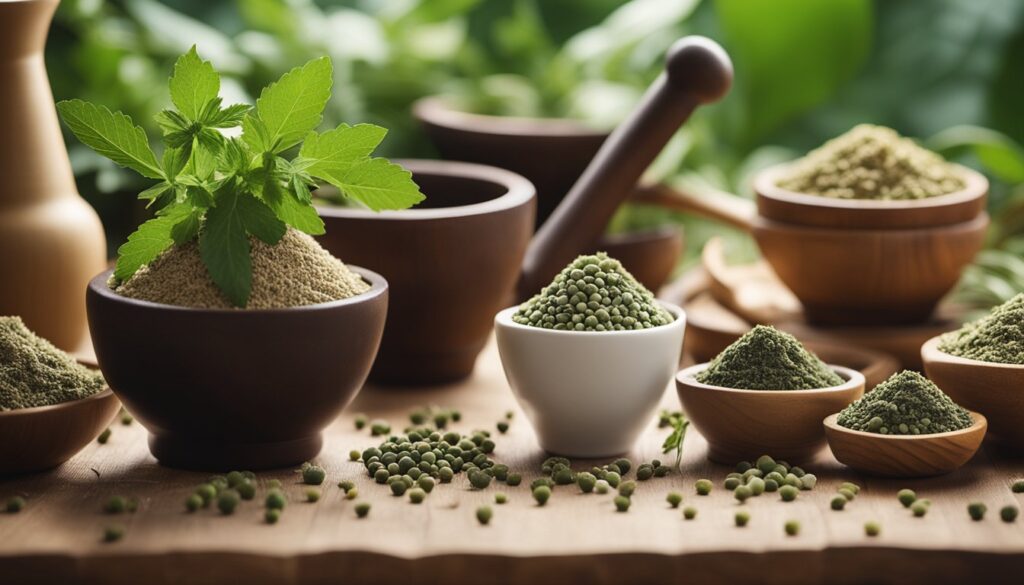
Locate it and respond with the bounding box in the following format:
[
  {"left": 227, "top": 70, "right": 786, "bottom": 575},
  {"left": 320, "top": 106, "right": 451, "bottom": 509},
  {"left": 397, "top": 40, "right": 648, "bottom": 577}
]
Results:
[
  {"left": 696, "top": 326, "right": 843, "bottom": 390},
  {"left": 939, "top": 294, "right": 1024, "bottom": 365},
  {"left": 837, "top": 371, "right": 971, "bottom": 434}
]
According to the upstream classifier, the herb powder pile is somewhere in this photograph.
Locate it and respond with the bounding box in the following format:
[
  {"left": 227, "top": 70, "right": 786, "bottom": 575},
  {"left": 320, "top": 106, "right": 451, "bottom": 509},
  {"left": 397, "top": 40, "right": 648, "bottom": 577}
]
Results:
[
  {"left": 938, "top": 293, "right": 1024, "bottom": 365},
  {"left": 696, "top": 325, "right": 843, "bottom": 390},
  {"left": 112, "top": 229, "right": 369, "bottom": 309},
  {"left": 513, "top": 253, "right": 672, "bottom": 331},
  {"left": 0, "top": 317, "right": 105, "bottom": 411},
  {"left": 776, "top": 124, "right": 965, "bottom": 200},
  {"left": 837, "top": 370, "right": 971, "bottom": 435}
]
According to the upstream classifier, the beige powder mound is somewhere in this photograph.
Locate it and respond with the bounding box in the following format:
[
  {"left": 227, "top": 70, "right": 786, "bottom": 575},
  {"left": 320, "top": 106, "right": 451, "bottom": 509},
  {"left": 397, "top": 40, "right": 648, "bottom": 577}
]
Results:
[
  {"left": 777, "top": 124, "right": 965, "bottom": 200},
  {"left": 112, "top": 228, "right": 370, "bottom": 309}
]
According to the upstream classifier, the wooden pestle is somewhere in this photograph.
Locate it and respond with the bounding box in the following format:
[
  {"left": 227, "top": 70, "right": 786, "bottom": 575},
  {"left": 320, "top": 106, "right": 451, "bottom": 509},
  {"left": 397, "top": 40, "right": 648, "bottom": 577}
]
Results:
[{"left": 517, "top": 36, "right": 733, "bottom": 300}]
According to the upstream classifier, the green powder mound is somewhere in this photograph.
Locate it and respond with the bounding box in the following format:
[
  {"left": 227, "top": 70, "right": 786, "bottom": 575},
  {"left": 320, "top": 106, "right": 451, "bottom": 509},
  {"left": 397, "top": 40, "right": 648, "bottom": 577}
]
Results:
[
  {"left": 776, "top": 124, "right": 965, "bottom": 200},
  {"left": 0, "top": 317, "right": 105, "bottom": 411},
  {"left": 112, "top": 228, "right": 370, "bottom": 309},
  {"left": 837, "top": 370, "right": 971, "bottom": 435},
  {"left": 513, "top": 253, "right": 672, "bottom": 331},
  {"left": 696, "top": 325, "right": 843, "bottom": 390},
  {"left": 938, "top": 294, "right": 1024, "bottom": 365}
]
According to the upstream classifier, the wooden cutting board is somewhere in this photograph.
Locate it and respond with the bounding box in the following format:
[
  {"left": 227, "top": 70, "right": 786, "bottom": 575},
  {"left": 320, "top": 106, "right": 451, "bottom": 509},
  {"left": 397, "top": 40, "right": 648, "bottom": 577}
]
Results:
[{"left": 1, "top": 339, "right": 1023, "bottom": 585}]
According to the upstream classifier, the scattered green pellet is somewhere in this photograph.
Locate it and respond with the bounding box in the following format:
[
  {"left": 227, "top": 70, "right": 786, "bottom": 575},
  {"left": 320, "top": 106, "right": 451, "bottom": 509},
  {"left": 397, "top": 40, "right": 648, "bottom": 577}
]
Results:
[
  {"left": 1001, "top": 506, "right": 1019, "bottom": 523},
  {"left": 736, "top": 461, "right": 752, "bottom": 473},
  {"left": 838, "top": 488, "right": 856, "bottom": 502},
  {"left": 185, "top": 494, "right": 203, "bottom": 512},
  {"left": 724, "top": 477, "right": 741, "bottom": 490},
  {"left": 779, "top": 485, "right": 798, "bottom": 502},
  {"left": 495, "top": 493, "right": 508, "bottom": 504},
  {"left": 389, "top": 479, "right": 408, "bottom": 496},
  {"left": 355, "top": 502, "right": 371, "bottom": 518},
  {"left": 103, "top": 524, "right": 125, "bottom": 543},
  {"left": 636, "top": 465, "right": 654, "bottom": 481},
  {"left": 613, "top": 459, "right": 632, "bottom": 475},
  {"left": 911, "top": 500, "right": 929, "bottom": 517},
  {"left": 302, "top": 465, "right": 326, "bottom": 485},
  {"left": 734, "top": 485, "right": 753, "bottom": 502},
  {"left": 497, "top": 421, "right": 509, "bottom": 434},
  {"left": 196, "top": 484, "right": 216, "bottom": 506},
  {"left": 784, "top": 520, "right": 800, "bottom": 536},
  {"left": 756, "top": 455, "right": 776, "bottom": 475},
  {"left": 476, "top": 505, "right": 493, "bottom": 525},
  {"left": 265, "top": 508, "right": 281, "bottom": 524},
  {"left": 6, "top": 496, "right": 26, "bottom": 513},
  {"left": 897, "top": 489, "right": 916, "bottom": 508},
  {"left": 354, "top": 413, "right": 368, "bottom": 430},
  {"left": 533, "top": 485, "right": 551, "bottom": 506},
  {"left": 613, "top": 495, "right": 631, "bottom": 512},
  {"left": 595, "top": 480, "right": 610, "bottom": 494},
  {"left": 417, "top": 476, "right": 435, "bottom": 493},
  {"left": 408, "top": 487, "right": 426, "bottom": 504},
  {"left": 604, "top": 471, "right": 621, "bottom": 488},
  {"left": 830, "top": 496, "right": 846, "bottom": 511},
  {"left": 370, "top": 419, "right": 390, "bottom": 436},
  {"left": 226, "top": 471, "right": 246, "bottom": 488},
  {"left": 267, "top": 479, "right": 282, "bottom": 489},
  {"left": 666, "top": 492, "right": 683, "bottom": 508},
  {"left": 735, "top": 511, "right": 750, "bottom": 527},
  {"left": 265, "top": 489, "right": 286, "bottom": 510},
  {"left": 120, "top": 411, "right": 133, "bottom": 425},
  {"left": 345, "top": 488, "right": 358, "bottom": 500},
  {"left": 1012, "top": 480, "right": 1024, "bottom": 493},
  {"left": 469, "top": 469, "right": 492, "bottom": 489},
  {"left": 506, "top": 473, "right": 522, "bottom": 487},
  {"left": 618, "top": 481, "right": 637, "bottom": 498},
  {"left": 104, "top": 496, "right": 127, "bottom": 514},
  {"left": 97, "top": 428, "right": 111, "bottom": 444},
  {"left": 765, "top": 479, "right": 779, "bottom": 493},
  {"left": 553, "top": 467, "right": 574, "bottom": 485},
  {"left": 748, "top": 477, "right": 766, "bottom": 496},
  {"left": 683, "top": 506, "right": 697, "bottom": 520},
  {"left": 577, "top": 472, "right": 597, "bottom": 493},
  {"left": 305, "top": 488, "right": 321, "bottom": 503},
  {"left": 236, "top": 481, "right": 256, "bottom": 501},
  {"left": 695, "top": 479, "right": 712, "bottom": 496},
  {"left": 865, "top": 521, "right": 881, "bottom": 537},
  {"left": 349, "top": 450, "right": 361, "bottom": 461},
  {"left": 338, "top": 480, "right": 355, "bottom": 493},
  {"left": 968, "top": 502, "right": 987, "bottom": 521},
  {"left": 217, "top": 490, "right": 240, "bottom": 515},
  {"left": 840, "top": 482, "right": 860, "bottom": 495}
]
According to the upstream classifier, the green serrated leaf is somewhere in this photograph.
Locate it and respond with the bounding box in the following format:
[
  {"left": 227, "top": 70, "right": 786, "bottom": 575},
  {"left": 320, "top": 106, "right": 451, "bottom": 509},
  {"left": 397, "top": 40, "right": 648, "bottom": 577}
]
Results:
[
  {"left": 241, "top": 114, "right": 272, "bottom": 154},
  {"left": 206, "top": 103, "right": 252, "bottom": 128},
  {"left": 162, "top": 146, "right": 190, "bottom": 180},
  {"left": 170, "top": 207, "right": 204, "bottom": 244},
  {"left": 237, "top": 192, "right": 286, "bottom": 245},
  {"left": 262, "top": 180, "right": 325, "bottom": 235},
  {"left": 57, "top": 99, "right": 163, "bottom": 180},
  {"left": 299, "top": 123, "right": 387, "bottom": 178},
  {"left": 254, "top": 57, "right": 332, "bottom": 153},
  {"left": 113, "top": 204, "right": 195, "bottom": 280},
  {"left": 200, "top": 189, "right": 252, "bottom": 307},
  {"left": 170, "top": 46, "right": 220, "bottom": 121},
  {"left": 154, "top": 109, "right": 191, "bottom": 135},
  {"left": 138, "top": 182, "right": 172, "bottom": 203},
  {"left": 319, "top": 157, "right": 425, "bottom": 211}
]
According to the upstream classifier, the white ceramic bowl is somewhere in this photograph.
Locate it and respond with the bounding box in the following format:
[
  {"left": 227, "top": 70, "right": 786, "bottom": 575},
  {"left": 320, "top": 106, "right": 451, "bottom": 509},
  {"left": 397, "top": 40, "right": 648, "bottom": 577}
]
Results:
[{"left": 494, "top": 302, "right": 686, "bottom": 457}]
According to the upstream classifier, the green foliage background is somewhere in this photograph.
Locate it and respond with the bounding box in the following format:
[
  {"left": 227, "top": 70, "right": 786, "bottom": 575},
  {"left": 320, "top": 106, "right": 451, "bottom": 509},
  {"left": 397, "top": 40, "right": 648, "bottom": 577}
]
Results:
[{"left": 48, "top": 0, "right": 1024, "bottom": 309}]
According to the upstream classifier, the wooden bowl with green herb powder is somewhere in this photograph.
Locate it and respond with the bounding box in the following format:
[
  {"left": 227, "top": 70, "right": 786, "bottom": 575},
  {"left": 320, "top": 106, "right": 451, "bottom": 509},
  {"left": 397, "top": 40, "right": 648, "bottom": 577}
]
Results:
[
  {"left": 922, "top": 293, "right": 1024, "bottom": 451},
  {"left": 825, "top": 371, "right": 986, "bottom": 477},
  {"left": 675, "top": 326, "right": 864, "bottom": 463},
  {"left": 0, "top": 317, "right": 120, "bottom": 474}
]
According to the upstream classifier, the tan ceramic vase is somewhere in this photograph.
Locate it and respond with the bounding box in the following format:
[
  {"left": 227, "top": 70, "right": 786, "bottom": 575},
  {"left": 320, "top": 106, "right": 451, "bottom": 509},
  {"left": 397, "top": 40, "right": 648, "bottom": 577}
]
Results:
[{"left": 0, "top": 0, "right": 106, "bottom": 351}]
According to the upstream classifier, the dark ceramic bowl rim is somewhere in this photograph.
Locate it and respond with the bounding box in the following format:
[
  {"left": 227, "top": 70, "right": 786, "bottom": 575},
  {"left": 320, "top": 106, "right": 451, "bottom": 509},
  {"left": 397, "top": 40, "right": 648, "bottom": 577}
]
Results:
[
  {"left": 823, "top": 411, "right": 987, "bottom": 441},
  {"left": 755, "top": 163, "right": 988, "bottom": 212},
  {"left": 921, "top": 335, "right": 1024, "bottom": 371},
  {"left": 316, "top": 159, "right": 535, "bottom": 221},
  {"left": 495, "top": 301, "right": 685, "bottom": 337},
  {"left": 0, "top": 387, "right": 116, "bottom": 419},
  {"left": 676, "top": 363, "right": 864, "bottom": 395},
  {"left": 413, "top": 96, "right": 610, "bottom": 138},
  {"left": 89, "top": 266, "right": 387, "bottom": 315}
]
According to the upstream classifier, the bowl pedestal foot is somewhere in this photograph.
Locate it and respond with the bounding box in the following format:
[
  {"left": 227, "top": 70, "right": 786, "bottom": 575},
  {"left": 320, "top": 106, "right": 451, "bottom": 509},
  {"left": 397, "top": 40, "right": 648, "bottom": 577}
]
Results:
[{"left": 148, "top": 433, "right": 324, "bottom": 471}]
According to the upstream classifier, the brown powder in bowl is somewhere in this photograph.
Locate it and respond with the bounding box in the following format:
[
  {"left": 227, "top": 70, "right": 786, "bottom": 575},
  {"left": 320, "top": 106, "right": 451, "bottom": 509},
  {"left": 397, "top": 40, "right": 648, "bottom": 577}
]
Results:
[{"left": 112, "top": 229, "right": 370, "bottom": 309}]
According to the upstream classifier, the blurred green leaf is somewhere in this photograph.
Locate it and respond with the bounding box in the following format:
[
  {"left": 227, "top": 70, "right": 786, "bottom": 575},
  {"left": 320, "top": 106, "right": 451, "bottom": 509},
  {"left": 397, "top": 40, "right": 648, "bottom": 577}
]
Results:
[{"left": 929, "top": 125, "right": 1024, "bottom": 184}]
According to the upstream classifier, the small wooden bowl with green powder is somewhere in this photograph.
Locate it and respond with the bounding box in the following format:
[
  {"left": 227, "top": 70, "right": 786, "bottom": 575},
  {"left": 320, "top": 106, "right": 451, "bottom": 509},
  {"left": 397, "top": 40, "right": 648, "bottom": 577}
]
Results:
[
  {"left": 675, "top": 326, "right": 864, "bottom": 463},
  {"left": 825, "top": 371, "right": 986, "bottom": 477},
  {"left": 922, "top": 294, "right": 1024, "bottom": 451},
  {"left": 0, "top": 317, "right": 121, "bottom": 474}
]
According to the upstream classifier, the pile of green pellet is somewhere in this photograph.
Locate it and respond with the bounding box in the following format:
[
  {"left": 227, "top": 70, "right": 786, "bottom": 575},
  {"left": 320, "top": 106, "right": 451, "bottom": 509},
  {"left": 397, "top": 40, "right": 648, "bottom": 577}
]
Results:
[
  {"left": 513, "top": 253, "right": 672, "bottom": 331},
  {"left": 939, "top": 293, "right": 1024, "bottom": 365},
  {"left": 776, "top": 124, "right": 965, "bottom": 199},
  {"left": 0, "top": 316, "right": 105, "bottom": 411},
  {"left": 726, "top": 455, "right": 818, "bottom": 503},
  {"left": 696, "top": 325, "right": 843, "bottom": 390},
  {"left": 837, "top": 370, "right": 971, "bottom": 435}
]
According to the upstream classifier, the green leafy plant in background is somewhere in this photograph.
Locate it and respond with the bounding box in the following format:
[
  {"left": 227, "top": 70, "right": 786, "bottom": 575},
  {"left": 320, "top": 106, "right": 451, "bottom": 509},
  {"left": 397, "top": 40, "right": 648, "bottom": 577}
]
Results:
[{"left": 57, "top": 47, "right": 423, "bottom": 306}]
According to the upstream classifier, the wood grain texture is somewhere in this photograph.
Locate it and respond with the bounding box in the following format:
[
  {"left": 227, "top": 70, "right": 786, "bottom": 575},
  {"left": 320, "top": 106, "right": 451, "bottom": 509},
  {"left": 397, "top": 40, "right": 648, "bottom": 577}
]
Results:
[{"left": 1, "top": 340, "right": 1023, "bottom": 585}]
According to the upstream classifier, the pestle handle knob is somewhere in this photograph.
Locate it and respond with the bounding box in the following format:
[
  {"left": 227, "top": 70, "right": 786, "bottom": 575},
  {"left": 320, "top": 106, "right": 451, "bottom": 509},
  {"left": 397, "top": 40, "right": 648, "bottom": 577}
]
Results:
[{"left": 517, "top": 36, "right": 733, "bottom": 301}]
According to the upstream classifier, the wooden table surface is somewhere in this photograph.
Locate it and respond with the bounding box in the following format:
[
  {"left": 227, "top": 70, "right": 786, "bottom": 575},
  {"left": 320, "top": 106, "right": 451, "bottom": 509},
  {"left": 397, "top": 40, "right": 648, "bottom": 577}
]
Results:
[{"left": 2, "top": 339, "right": 1023, "bottom": 585}]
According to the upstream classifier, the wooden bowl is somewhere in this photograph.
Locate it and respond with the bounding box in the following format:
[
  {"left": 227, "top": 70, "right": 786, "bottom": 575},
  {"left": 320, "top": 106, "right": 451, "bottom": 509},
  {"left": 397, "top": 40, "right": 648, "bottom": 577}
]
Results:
[
  {"left": 0, "top": 386, "right": 120, "bottom": 475},
  {"left": 86, "top": 268, "right": 388, "bottom": 471},
  {"left": 823, "top": 411, "right": 987, "bottom": 477},
  {"left": 753, "top": 213, "right": 988, "bottom": 326},
  {"left": 598, "top": 226, "right": 683, "bottom": 293},
  {"left": 675, "top": 363, "right": 865, "bottom": 463},
  {"left": 922, "top": 336, "right": 1024, "bottom": 450},
  {"left": 754, "top": 163, "right": 988, "bottom": 229},
  {"left": 317, "top": 159, "right": 535, "bottom": 386}
]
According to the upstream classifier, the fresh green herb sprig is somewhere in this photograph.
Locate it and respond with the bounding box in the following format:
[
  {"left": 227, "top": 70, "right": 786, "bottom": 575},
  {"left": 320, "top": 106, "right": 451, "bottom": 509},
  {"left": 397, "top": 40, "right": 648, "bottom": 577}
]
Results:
[
  {"left": 659, "top": 410, "right": 690, "bottom": 466},
  {"left": 58, "top": 47, "right": 424, "bottom": 307}
]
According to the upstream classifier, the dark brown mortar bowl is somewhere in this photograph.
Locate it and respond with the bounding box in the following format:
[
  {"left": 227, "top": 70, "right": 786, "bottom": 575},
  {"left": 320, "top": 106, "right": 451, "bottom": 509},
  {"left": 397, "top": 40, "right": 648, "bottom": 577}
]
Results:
[
  {"left": 316, "top": 159, "right": 536, "bottom": 386},
  {"left": 86, "top": 268, "right": 388, "bottom": 471},
  {"left": 414, "top": 97, "right": 683, "bottom": 291}
]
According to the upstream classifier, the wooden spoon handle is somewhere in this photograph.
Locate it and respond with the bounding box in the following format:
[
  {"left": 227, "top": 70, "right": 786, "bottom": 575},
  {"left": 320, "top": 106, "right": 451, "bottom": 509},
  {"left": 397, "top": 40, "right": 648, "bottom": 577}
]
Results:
[
  {"left": 518, "top": 36, "right": 733, "bottom": 300},
  {"left": 631, "top": 183, "right": 756, "bottom": 233}
]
